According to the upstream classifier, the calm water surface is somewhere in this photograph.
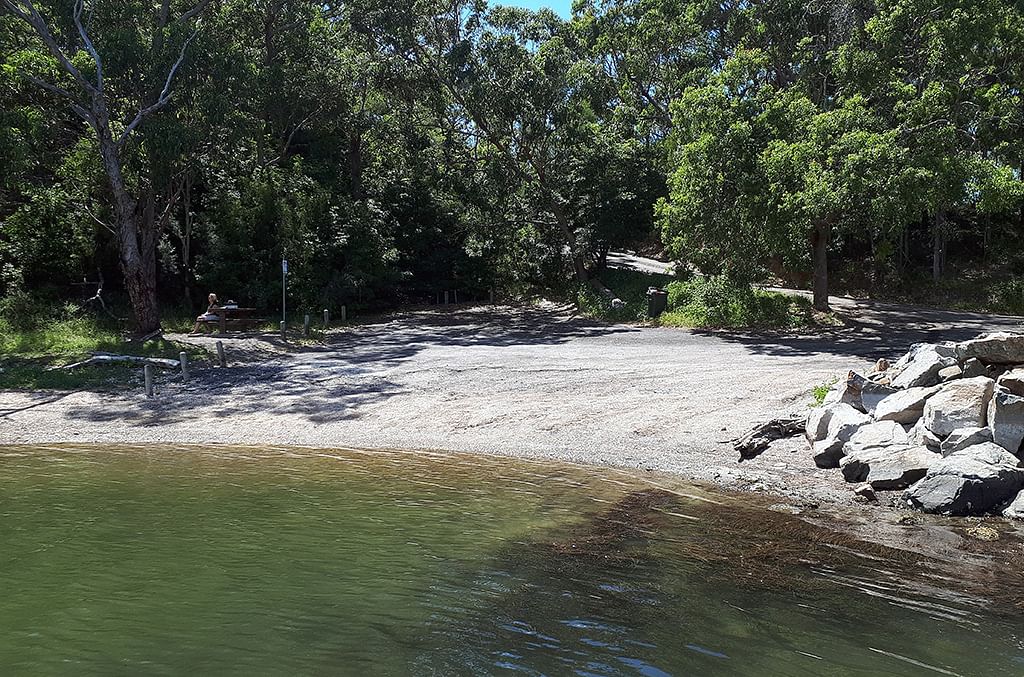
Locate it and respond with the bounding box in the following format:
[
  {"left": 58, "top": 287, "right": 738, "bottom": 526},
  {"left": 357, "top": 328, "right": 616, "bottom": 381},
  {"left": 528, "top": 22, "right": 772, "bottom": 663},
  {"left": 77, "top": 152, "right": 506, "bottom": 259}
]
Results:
[{"left": 1, "top": 445, "right": 1022, "bottom": 675}]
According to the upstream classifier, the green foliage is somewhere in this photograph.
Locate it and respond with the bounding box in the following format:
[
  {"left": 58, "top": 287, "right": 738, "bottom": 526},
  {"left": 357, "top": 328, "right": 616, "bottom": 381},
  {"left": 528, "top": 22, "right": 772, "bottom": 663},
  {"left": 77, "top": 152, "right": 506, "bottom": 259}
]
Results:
[
  {"left": 661, "top": 277, "right": 818, "bottom": 329},
  {"left": 576, "top": 268, "right": 674, "bottom": 321},
  {"left": 813, "top": 377, "right": 840, "bottom": 406}
]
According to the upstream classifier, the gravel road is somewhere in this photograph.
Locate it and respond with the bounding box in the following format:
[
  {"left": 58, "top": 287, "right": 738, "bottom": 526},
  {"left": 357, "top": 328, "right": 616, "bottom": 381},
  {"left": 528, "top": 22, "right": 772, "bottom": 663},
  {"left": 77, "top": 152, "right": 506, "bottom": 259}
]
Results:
[{"left": 3, "top": 298, "right": 1023, "bottom": 508}]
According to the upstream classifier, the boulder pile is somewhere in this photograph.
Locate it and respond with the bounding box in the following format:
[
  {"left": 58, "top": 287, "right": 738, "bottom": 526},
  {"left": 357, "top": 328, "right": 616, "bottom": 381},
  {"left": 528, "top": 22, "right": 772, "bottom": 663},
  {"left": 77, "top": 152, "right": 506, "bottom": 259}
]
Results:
[{"left": 807, "top": 332, "right": 1024, "bottom": 517}]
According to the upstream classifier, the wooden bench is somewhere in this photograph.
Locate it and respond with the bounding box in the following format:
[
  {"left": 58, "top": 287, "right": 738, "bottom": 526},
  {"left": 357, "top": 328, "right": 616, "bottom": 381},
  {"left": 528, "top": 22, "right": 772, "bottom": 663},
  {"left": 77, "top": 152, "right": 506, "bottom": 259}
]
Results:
[{"left": 196, "top": 306, "right": 262, "bottom": 333}]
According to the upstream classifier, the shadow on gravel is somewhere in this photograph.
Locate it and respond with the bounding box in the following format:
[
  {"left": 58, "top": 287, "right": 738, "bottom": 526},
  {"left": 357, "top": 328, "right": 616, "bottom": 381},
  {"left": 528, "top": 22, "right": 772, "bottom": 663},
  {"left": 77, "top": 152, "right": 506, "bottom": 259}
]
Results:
[
  {"left": 702, "top": 302, "right": 1024, "bottom": 360},
  {"left": 60, "top": 305, "right": 633, "bottom": 427}
]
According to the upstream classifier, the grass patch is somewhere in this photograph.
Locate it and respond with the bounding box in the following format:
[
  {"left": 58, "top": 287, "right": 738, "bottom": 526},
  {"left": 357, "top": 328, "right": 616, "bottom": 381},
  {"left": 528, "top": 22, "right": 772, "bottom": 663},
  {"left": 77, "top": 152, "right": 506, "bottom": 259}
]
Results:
[
  {"left": 813, "top": 377, "right": 840, "bottom": 406},
  {"left": 576, "top": 268, "right": 675, "bottom": 322},
  {"left": 658, "top": 276, "right": 829, "bottom": 329},
  {"left": 0, "top": 307, "right": 207, "bottom": 391}
]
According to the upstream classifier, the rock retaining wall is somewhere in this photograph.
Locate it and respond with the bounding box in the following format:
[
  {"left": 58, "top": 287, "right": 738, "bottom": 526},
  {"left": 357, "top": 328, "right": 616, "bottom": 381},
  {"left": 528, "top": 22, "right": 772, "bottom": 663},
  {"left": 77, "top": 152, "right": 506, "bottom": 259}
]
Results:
[{"left": 807, "top": 332, "right": 1024, "bottom": 517}]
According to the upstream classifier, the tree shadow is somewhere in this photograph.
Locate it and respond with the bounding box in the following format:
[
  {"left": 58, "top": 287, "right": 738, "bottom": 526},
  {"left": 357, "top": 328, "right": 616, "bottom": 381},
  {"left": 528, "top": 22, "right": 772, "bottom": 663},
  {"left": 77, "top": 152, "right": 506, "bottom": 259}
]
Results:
[
  {"left": 60, "top": 305, "right": 636, "bottom": 427},
  {"left": 700, "top": 299, "right": 1024, "bottom": 360}
]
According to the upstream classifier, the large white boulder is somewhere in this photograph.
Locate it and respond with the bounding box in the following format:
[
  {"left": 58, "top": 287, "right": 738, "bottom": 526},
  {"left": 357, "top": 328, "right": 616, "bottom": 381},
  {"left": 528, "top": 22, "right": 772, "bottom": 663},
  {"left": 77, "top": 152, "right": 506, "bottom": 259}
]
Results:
[
  {"left": 1004, "top": 490, "right": 1024, "bottom": 519},
  {"left": 846, "top": 420, "right": 908, "bottom": 449},
  {"left": 996, "top": 368, "right": 1024, "bottom": 397},
  {"left": 890, "top": 343, "right": 957, "bottom": 388},
  {"left": 987, "top": 385, "right": 1024, "bottom": 456},
  {"left": 874, "top": 386, "right": 939, "bottom": 424},
  {"left": 939, "top": 426, "right": 993, "bottom": 456},
  {"left": 811, "top": 404, "right": 870, "bottom": 468},
  {"left": 861, "top": 382, "right": 897, "bottom": 417},
  {"left": 907, "top": 418, "right": 941, "bottom": 452},
  {"left": 921, "top": 376, "right": 994, "bottom": 437},
  {"left": 957, "top": 332, "right": 1024, "bottom": 365},
  {"left": 903, "top": 442, "right": 1024, "bottom": 516},
  {"left": 840, "top": 444, "right": 938, "bottom": 490}
]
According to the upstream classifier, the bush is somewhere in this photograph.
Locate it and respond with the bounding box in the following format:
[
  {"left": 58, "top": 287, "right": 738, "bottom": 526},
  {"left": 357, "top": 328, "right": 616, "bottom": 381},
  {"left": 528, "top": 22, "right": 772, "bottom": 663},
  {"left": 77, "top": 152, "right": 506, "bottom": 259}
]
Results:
[{"left": 661, "top": 276, "right": 815, "bottom": 329}]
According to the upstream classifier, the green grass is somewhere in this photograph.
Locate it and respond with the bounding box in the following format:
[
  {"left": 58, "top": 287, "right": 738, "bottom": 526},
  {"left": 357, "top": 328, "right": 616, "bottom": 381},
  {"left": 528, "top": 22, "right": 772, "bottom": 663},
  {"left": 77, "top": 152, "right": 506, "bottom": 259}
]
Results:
[
  {"left": 812, "top": 377, "right": 840, "bottom": 406},
  {"left": 576, "top": 268, "right": 676, "bottom": 322},
  {"left": 0, "top": 310, "right": 207, "bottom": 391}
]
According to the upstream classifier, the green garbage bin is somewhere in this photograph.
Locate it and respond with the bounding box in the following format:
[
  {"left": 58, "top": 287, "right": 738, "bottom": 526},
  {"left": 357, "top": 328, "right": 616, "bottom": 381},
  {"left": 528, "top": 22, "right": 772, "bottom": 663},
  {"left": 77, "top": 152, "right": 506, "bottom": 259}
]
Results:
[{"left": 646, "top": 287, "right": 668, "bottom": 317}]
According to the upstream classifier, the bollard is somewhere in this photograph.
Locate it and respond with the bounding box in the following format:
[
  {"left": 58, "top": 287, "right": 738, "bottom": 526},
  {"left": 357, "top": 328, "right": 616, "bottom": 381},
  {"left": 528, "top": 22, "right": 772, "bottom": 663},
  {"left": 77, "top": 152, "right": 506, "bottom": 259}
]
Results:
[
  {"left": 340, "top": 305, "right": 347, "bottom": 323},
  {"left": 144, "top": 364, "right": 154, "bottom": 397},
  {"left": 453, "top": 289, "right": 458, "bottom": 304},
  {"left": 489, "top": 288, "right": 495, "bottom": 304},
  {"left": 280, "top": 320, "right": 286, "bottom": 341},
  {"left": 323, "top": 308, "right": 330, "bottom": 326},
  {"left": 444, "top": 291, "right": 449, "bottom": 305},
  {"left": 216, "top": 340, "right": 226, "bottom": 368},
  {"left": 303, "top": 314, "right": 310, "bottom": 337},
  {"left": 179, "top": 351, "right": 189, "bottom": 381}
]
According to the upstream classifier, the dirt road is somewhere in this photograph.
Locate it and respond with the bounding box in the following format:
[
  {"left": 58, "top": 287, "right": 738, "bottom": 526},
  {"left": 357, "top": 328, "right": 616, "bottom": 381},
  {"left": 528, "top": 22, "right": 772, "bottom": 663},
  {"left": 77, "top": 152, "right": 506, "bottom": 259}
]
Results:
[{"left": 3, "top": 300, "right": 1022, "bottom": 507}]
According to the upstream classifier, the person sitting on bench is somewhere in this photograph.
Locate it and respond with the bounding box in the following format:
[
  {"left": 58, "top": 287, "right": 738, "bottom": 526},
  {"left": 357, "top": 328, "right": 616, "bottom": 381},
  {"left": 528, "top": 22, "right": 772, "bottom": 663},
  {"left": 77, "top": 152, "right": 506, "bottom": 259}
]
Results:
[{"left": 192, "top": 293, "right": 220, "bottom": 333}]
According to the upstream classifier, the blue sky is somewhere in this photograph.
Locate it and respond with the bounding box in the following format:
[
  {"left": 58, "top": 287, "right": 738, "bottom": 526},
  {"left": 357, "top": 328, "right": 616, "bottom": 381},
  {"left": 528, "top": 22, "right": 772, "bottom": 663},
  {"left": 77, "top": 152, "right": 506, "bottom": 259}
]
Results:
[{"left": 497, "top": 0, "right": 573, "bottom": 18}]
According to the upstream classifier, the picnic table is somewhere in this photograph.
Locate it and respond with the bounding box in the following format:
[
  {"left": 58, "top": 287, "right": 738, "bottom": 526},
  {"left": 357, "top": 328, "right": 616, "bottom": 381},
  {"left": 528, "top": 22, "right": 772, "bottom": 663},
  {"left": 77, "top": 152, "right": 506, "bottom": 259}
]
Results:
[{"left": 199, "top": 306, "right": 261, "bottom": 333}]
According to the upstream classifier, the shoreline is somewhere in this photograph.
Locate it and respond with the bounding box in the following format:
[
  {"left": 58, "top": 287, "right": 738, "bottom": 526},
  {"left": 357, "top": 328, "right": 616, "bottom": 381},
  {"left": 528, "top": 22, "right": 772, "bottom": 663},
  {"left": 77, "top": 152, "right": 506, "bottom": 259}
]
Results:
[{"left": 4, "top": 303, "right": 1024, "bottom": 571}]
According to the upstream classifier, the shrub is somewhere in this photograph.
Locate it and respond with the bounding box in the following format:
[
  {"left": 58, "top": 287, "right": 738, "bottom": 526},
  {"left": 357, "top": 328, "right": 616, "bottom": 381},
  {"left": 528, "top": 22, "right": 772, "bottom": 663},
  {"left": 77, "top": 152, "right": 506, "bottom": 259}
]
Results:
[{"left": 661, "top": 276, "right": 815, "bottom": 328}]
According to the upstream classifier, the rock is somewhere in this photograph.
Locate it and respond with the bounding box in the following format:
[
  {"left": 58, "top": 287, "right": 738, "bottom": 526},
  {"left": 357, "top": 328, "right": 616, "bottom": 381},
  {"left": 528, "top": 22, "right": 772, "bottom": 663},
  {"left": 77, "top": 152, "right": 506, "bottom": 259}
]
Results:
[
  {"left": 957, "top": 332, "right": 1024, "bottom": 365},
  {"left": 965, "top": 524, "right": 1000, "bottom": 541},
  {"left": 939, "top": 426, "right": 993, "bottom": 456},
  {"left": 861, "top": 382, "right": 898, "bottom": 416},
  {"left": 890, "top": 343, "right": 958, "bottom": 389},
  {"left": 1003, "top": 490, "right": 1024, "bottom": 519},
  {"left": 853, "top": 483, "right": 876, "bottom": 501},
  {"left": 961, "top": 357, "right": 987, "bottom": 378},
  {"left": 874, "top": 386, "right": 939, "bottom": 424},
  {"left": 987, "top": 386, "right": 1024, "bottom": 456},
  {"left": 846, "top": 420, "right": 908, "bottom": 449},
  {"left": 907, "top": 418, "right": 942, "bottom": 452},
  {"left": 822, "top": 371, "right": 868, "bottom": 412},
  {"left": 903, "top": 442, "right": 1024, "bottom": 516},
  {"left": 812, "top": 403, "right": 870, "bottom": 468},
  {"left": 840, "top": 444, "right": 938, "bottom": 490},
  {"left": 938, "top": 365, "right": 962, "bottom": 382},
  {"left": 921, "top": 376, "right": 994, "bottom": 437},
  {"left": 996, "top": 367, "right": 1024, "bottom": 397},
  {"left": 805, "top": 405, "right": 835, "bottom": 443}
]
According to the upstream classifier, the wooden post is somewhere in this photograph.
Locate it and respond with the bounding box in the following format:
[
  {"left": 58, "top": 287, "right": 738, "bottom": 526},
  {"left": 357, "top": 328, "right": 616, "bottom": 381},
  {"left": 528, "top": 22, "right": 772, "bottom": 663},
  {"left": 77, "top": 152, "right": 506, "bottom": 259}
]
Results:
[
  {"left": 144, "top": 364, "right": 154, "bottom": 397},
  {"left": 453, "top": 289, "right": 458, "bottom": 304},
  {"left": 489, "top": 288, "right": 495, "bottom": 304},
  {"left": 179, "top": 351, "right": 189, "bottom": 381},
  {"left": 323, "top": 308, "right": 330, "bottom": 326},
  {"left": 444, "top": 291, "right": 449, "bottom": 305},
  {"left": 216, "top": 340, "right": 226, "bottom": 368},
  {"left": 279, "top": 321, "right": 286, "bottom": 341},
  {"left": 340, "top": 305, "right": 347, "bottom": 323},
  {"left": 218, "top": 313, "right": 226, "bottom": 334},
  {"left": 303, "top": 314, "right": 310, "bottom": 337}
]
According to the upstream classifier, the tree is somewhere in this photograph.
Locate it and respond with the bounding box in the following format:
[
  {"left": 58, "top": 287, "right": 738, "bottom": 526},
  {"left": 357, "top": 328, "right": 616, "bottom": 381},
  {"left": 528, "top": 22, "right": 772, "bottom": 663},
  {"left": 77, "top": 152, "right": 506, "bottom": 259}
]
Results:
[{"left": 2, "top": 0, "right": 208, "bottom": 333}]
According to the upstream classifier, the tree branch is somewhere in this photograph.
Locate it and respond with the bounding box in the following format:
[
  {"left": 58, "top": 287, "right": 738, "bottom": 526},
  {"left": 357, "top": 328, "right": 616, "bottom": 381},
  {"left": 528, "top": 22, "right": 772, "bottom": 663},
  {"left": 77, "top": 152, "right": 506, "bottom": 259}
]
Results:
[
  {"left": 2, "top": 0, "right": 97, "bottom": 95},
  {"left": 73, "top": 0, "right": 104, "bottom": 91},
  {"left": 117, "top": 27, "right": 199, "bottom": 146}
]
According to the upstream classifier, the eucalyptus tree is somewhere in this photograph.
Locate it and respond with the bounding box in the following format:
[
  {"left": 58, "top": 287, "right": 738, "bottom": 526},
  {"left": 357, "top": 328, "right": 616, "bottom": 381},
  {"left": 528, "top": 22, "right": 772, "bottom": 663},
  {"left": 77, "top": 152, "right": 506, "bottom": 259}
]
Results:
[{"left": 2, "top": 0, "right": 208, "bottom": 333}]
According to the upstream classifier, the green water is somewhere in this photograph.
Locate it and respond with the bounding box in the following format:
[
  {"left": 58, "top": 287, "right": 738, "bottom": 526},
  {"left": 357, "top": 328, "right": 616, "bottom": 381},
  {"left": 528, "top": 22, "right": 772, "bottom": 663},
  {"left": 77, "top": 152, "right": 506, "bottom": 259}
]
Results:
[{"left": 1, "top": 446, "right": 1022, "bottom": 676}]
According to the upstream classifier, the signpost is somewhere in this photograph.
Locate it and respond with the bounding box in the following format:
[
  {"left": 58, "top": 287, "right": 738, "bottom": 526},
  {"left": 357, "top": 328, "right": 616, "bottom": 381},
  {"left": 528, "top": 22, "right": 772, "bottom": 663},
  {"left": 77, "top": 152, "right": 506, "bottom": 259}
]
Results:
[{"left": 281, "top": 258, "right": 288, "bottom": 326}]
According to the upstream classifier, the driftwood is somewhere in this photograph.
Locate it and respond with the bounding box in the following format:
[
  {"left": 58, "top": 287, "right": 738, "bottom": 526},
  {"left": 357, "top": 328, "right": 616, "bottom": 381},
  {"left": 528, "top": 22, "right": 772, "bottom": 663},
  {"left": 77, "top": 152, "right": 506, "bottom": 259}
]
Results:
[
  {"left": 734, "top": 415, "right": 805, "bottom": 461},
  {"left": 53, "top": 354, "right": 180, "bottom": 371}
]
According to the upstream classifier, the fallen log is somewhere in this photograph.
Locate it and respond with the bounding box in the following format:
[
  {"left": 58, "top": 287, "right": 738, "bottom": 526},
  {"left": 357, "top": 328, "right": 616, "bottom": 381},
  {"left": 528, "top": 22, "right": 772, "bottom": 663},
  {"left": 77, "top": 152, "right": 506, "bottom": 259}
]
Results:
[
  {"left": 734, "top": 415, "right": 805, "bottom": 461},
  {"left": 52, "top": 354, "right": 180, "bottom": 371},
  {"left": 589, "top": 278, "right": 625, "bottom": 308}
]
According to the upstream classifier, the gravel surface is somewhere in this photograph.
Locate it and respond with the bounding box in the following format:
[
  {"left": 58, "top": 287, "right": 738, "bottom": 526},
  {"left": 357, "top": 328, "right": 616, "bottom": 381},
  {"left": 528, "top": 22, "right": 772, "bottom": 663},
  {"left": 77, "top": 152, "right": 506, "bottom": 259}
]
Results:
[{"left": 4, "top": 299, "right": 1023, "bottom": 511}]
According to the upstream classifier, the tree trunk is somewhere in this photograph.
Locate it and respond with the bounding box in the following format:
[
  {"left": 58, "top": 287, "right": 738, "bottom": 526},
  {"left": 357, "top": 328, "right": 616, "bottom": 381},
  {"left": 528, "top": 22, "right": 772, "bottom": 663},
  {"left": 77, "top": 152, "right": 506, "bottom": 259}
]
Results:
[
  {"left": 94, "top": 103, "right": 161, "bottom": 334},
  {"left": 932, "top": 212, "right": 946, "bottom": 282},
  {"left": 549, "top": 198, "right": 588, "bottom": 284},
  {"left": 811, "top": 220, "right": 831, "bottom": 311}
]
